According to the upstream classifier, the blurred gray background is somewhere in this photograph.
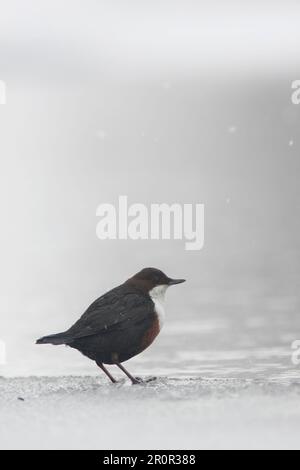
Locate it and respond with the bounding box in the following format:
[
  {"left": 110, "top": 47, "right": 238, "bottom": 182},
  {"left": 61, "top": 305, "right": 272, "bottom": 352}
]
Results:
[{"left": 1, "top": 0, "right": 300, "bottom": 378}]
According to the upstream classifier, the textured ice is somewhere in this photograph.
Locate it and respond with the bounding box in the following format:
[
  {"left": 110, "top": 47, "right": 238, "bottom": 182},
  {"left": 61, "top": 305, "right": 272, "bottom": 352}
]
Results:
[
  {"left": 1, "top": 375, "right": 300, "bottom": 450},
  {"left": 2, "top": 283, "right": 300, "bottom": 449}
]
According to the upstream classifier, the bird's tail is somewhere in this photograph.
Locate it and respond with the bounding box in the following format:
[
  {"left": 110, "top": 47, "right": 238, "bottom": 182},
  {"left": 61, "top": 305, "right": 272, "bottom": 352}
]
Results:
[{"left": 36, "top": 332, "right": 70, "bottom": 345}]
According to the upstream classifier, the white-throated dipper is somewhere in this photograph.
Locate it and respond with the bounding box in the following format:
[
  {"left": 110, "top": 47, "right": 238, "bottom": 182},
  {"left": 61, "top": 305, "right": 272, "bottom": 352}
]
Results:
[{"left": 36, "top": 268, "right": 185, "bottom": 384}]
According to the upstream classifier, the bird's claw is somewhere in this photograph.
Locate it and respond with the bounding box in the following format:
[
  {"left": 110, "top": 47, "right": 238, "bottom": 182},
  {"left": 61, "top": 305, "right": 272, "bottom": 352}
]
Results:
[
  {"left": 131, "top": 376, "right": 157, "bottom": 385},
  {"left": 131, "top": 377, "right": 144, "bottom": 385}
]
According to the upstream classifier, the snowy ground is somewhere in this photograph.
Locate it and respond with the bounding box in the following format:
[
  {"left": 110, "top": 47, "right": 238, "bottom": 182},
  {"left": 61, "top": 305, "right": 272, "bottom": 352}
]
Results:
[
  {"left": 1, "top": 283, "right": 300, "bottom": 450},
  {"left": 1, "top": 375, "right": 300, "bottom": 450}
]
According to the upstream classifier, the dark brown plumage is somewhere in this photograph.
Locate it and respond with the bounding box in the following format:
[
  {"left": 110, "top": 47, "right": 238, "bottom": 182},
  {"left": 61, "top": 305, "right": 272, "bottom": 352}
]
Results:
[{"left": 36, "top": 267, "right": 185, "bottom": 384}]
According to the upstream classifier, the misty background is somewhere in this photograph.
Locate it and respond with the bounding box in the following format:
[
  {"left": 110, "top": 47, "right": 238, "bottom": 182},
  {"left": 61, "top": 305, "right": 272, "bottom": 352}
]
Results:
[{"left": 0, "top": 0, "right": 300, "bottom": 378}]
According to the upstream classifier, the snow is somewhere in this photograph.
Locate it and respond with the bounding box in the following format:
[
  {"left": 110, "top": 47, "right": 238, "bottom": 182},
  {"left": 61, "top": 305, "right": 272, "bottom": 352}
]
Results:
[{"left": 1, "top": 375, "right": 300, "bottom": 450}]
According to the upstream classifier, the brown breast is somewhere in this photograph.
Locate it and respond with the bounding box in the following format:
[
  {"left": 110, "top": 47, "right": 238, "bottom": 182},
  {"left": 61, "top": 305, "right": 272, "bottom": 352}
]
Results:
[{"left": 140, "top": 313, "right": 160, "bottom": 352}]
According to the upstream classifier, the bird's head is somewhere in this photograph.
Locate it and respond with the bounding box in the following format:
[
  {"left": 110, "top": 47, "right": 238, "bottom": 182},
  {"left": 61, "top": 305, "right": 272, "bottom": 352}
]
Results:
[{"left": 127, "top": 267, "right": 185, "bottom": 294}]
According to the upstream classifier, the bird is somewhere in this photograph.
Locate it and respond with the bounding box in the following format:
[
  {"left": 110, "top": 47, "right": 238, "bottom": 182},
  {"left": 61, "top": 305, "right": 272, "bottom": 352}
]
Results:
[{"left": 36, "top": 267, "right": 185, "bottom": 384}]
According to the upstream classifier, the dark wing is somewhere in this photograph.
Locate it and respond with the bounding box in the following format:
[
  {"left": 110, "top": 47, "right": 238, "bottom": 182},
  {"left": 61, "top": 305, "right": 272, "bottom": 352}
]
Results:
[{"left": 64, "top": 285, "right": 153, "bottom": 342}]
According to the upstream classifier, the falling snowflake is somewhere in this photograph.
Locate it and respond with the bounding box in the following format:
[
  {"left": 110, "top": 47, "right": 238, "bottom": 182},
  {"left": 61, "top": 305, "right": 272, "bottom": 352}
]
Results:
[
  {"left": 96, "top": 130, "right": 107, "bottom": 140},
  {"left": 162, "top": 81, "right": 171, "bottom": 90}
]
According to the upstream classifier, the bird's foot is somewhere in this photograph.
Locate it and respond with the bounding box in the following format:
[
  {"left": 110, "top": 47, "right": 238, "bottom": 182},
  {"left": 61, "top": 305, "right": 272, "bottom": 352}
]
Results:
[
  {"left": 131, "top": 377, "right": 144, "bottom": 385},
  {"left": 145, "top": 376, "right": 158, "bottom": 383},
  {"left": 131, "top": 376, "right": 158, "bottom": 385}
]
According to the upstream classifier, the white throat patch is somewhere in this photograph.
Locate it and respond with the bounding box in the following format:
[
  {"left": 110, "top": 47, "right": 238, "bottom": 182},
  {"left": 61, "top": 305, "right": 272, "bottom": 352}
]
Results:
[{"left": 149, "top": 285, "right": 168, "bottom": 329}]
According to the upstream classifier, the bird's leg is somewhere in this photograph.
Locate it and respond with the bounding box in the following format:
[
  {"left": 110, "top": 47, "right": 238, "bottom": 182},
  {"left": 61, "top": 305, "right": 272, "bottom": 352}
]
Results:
[
  {"left": 116, "top": 362, "right": 142, "bottom": 385},
  {"left": 96, "top": 361, "right": 117, "bottom": 384}
]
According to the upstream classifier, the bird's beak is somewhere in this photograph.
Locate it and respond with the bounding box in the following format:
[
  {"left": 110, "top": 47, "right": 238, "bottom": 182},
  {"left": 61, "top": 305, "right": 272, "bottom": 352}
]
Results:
[{"left": 168, "top": 278, "right": 186, "bottom": 286}]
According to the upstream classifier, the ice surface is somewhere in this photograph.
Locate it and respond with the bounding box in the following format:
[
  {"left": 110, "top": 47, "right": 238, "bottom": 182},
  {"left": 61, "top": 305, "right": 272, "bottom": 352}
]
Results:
[
  {"left": 2, "top": 283, "right": 300, "bottom": 449},
  {"left": 1, "top": 375, "right": 300, "bottom": 450}
]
